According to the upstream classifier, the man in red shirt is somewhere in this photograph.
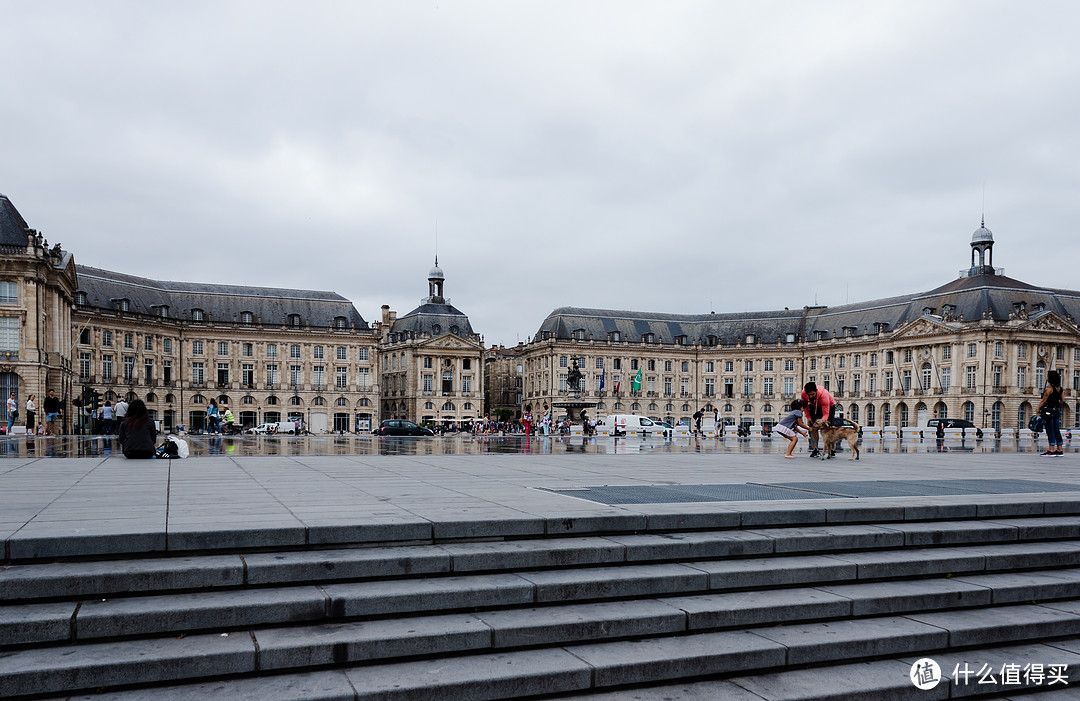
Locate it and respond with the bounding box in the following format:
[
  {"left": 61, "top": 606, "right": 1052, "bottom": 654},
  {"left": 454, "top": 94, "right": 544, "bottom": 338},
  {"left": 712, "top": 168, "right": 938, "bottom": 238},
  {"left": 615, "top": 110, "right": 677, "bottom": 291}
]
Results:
[{"left": 801, "top": 381, "right": 837, "bottom": 458}]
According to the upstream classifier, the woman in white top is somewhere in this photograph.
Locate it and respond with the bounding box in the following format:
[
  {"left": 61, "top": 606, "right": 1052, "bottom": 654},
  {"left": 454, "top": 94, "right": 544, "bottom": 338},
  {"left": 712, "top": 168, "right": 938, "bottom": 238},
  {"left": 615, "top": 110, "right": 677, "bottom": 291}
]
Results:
[{"left": 25, "top": 394, "right": 36, "bottom": 435}]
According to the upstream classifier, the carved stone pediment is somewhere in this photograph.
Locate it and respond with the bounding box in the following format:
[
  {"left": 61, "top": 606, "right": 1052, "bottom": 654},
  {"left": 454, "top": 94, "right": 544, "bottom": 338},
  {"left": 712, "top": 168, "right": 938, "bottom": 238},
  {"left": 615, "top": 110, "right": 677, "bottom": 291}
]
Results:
[
  {"left": 893, "top": 317, "right": 954, "bottom": 340},
  {"left": 418, "top": 334, "right": 479, "bottom": 351},
  {"left": 1018, "top": 312, "right": 1078, "bottom": 336}
]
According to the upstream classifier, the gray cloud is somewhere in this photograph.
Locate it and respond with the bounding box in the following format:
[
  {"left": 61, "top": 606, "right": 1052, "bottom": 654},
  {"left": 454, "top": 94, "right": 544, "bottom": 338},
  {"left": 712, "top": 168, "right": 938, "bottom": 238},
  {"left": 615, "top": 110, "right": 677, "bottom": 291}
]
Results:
[{"left": 2, "top": 0, "right": 1078, "bottom": 345}]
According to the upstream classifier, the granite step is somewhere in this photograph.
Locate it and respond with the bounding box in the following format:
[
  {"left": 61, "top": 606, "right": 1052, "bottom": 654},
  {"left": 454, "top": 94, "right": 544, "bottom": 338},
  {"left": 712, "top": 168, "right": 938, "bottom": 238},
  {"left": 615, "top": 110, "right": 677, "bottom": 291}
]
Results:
[
  {"left": 6, "top": 516, "right": 1080, "bottom": 603},
  {"left": 22, "top": 613, "right": 1080, "bottom": 700}
]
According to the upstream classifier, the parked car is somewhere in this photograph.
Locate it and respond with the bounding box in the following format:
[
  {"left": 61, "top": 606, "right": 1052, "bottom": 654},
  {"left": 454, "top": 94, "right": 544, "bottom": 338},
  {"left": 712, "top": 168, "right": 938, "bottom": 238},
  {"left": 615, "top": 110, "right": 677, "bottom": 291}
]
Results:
[
  {"left": 374, "top": 419, "right": 435, "bottom": 436},
  {"left": 926, "top": 418, "right": 983, "bottom": 439}
]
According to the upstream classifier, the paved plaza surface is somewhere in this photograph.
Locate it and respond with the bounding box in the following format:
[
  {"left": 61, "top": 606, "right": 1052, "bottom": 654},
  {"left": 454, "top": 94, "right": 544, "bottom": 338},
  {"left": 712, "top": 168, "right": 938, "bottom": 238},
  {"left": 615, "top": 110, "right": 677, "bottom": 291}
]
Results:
[{"left": 1, "top": 434, "right": 1077, "bottom": 559}]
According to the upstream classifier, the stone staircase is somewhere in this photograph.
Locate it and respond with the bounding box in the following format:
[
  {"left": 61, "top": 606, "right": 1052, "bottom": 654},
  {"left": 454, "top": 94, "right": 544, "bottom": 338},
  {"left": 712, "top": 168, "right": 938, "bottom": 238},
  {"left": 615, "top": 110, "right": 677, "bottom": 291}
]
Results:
[{"left": 5, "top": 498, "right": 1080, "bottom": 699}]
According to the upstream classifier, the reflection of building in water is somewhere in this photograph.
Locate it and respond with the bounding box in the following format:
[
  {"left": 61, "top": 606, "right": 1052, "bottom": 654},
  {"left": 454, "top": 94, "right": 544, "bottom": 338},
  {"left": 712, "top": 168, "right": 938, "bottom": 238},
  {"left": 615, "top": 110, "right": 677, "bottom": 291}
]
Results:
[{"left": 522, "top": 222, "right": 1080, "bottom": 432}]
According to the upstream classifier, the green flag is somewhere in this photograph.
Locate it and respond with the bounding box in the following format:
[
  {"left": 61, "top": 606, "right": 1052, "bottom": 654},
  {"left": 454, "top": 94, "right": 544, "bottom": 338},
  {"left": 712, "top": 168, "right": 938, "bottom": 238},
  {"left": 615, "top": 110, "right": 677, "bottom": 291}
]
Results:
[{"left": 632, "top": 368, "right": 642, "bottom": 392}]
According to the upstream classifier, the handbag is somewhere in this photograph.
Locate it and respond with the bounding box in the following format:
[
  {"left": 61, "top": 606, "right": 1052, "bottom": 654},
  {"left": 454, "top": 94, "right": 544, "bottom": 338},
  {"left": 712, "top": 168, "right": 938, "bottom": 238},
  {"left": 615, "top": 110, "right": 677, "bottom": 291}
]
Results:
[{"left": 11, "top": 409, "right": 17, "bottom": 419}]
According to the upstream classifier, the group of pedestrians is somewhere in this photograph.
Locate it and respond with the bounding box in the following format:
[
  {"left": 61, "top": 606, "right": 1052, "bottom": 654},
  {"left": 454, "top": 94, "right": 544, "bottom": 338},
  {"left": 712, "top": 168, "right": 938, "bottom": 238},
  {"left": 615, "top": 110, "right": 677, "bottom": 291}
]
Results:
[{"left": 6, "top": 389, "right": 61, "bottom": 436}]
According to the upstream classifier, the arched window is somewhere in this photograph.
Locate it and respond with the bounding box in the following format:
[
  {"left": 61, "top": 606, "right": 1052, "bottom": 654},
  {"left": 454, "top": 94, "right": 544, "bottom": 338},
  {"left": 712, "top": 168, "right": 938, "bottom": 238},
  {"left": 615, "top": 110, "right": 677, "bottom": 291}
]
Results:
[
  {"left": 991, "top": 401, "right": 1002, "bottom": 429},
  {"left": 191, "top": 308, "right": 205, "bottom": 322},
  {"left": 359, "top": 398, "right": 370, "bottom": 407},
  {"left": 218, "top": 395, "right": 230, "bottom": 404},
  {"left": 963, "top": 401, "right": 975, "bottom": 423},
  {"left": 242, "top": 395, "right": 254, "bottom": 405},
  {"left": 442, "top": 401, "right": 455, "bottom": 411},
  {"left": 934, "top": 402, "right": 948, "bottom": 419},
  {"left": 266, "top": 395, "right": 279, "bottom": 405},
  {"left": 333, "top": 316, "right": 347, "bottom": 329},
  {"left": 336, "top": 397, "right": 348, "bottom": 406},
  {"left": 241, "top": 311, "right": 254, "bottom": 325},
  {"left": 899, "top": 403, "right": 908, "bottom": 427},
  {"left": 849, "top": 404, "right": 859, "bottom": 423},
  {"left": 631, "top": 402, "right": 640, "bottom": 410},
  {"left": 191, "top": 394, "right": 205, "bottom": 404},
  {"left": 313, "top": 396, "right": 326, "bottom": 406},
  {"left": 289, "top": 396, "right": 303, "bottom": 406},
  {"left": 145, "top": 393, "right": 157, "bottom": 403},
  {"left": 882, "top": 403, "right": 891, "bottom": 426},
  {"left": 866, "top": 404, "right": 876, "bottom": 426}
]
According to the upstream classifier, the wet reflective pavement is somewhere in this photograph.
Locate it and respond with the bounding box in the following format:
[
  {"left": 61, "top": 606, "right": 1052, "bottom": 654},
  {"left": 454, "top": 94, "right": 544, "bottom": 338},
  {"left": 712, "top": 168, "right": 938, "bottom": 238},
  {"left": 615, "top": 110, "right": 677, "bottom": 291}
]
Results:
[{"left": 0, "top": 433, "right": 1073, "bottom": 458}]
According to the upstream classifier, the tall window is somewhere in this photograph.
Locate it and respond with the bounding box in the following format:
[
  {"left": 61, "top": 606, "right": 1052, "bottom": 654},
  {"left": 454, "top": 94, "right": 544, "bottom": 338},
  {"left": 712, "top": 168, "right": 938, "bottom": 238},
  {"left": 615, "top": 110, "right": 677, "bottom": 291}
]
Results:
[
  {"left": 705, "top": 378, "right": 715, "bottom": 396},
  {"left": 314, "top": 346, "right": 324, "bottom": 360},
  {"left": 266, "top": 364, "right": 279, "bottom": 386},
  {"left": 191, "top": 362, "right": 204, "bottom": 385},
  {"left": 462, "top": 375, "right": 472, "bottom": 393},
  {"left": 0, "top": 281, "right": 17, "bottom": 304},
  {"left": 145, "top": 336, "right": 153, "bottom": 351},
  {"left": 267, "top": 344, "right": 277, "bottom": 359},
  {"left": 941, "top": 367, "right": 950, "bottom": 391},
  {"left": 336, "top": 367, "right": 347, "bottom": 389},
  {"left": 442, "top": 371, "right": 453, "bottom": 394},
  {"left": 217, "top": 363, "right": 229, "bottom": 386},
  {"left": 358, "top": 367, "right": 370, "bottom": 389},
  {"left": 1036, "top": 362, "right": 1046, "bottom": 389},
  {"left": 966, "top": 366, "right": 977, "bottom": 389},
  {"left": 784, "top": 377, "right": 795, "bottom": 395},
  {"left": 358, "top": 348, "right": 369, "bottom": 361},
  {"left": 192, "top": 340, "right": 203, "bottom": 355},
  {"left": 80, "top": 353, "right": 91, "bottom": 380},
  {"left": 922, "top": 365, "right": 932, "bottom": 390},
  {"left": 992, "top": 366, "right": 1002, "bottom": 389},
  {"left": 290, "top": 344, "right": 301, "bottom": 359},
  {"left": 337, "top": 346, "right": 347, "bottom": 361},
  {"left": 163, "top": 359, "right": 172, "bottom": 385},
  {"left": 103, "top": 355, "right": 114, "bottom": 381},
  {"left": 103, "top": 330, "right": 113, "bottom": 347},
  {"left": 1017, "top": 366, "right": 1027, "bottom": 389},
  {"left": 0, "top": 317, "right": 18, "bottom": 354},
  {"left": 967, "top": 343, "right": 977, "bottom": 358},
  {"left": 144, "top": 358, "right": 153, "bottom": 383},
  {"left": 124, "top": 333, "right": 133, "bottom": 349},
  {"left": 123, "top": 356, "right": 135, "bottom": 381},
  {"left": 290, "top": 365, "right": 301, "bottom": 386},
  {"left": 785, "top": 359, "right": 795, "bottom": 371},
  {"left": 423, "top": 374, "right": 433, "bottom": 392},
  {"left": 242, "top": 364, "right": 254, "bottom": 387},
  {"left": 242, "top": 343, "right": 254, "bottom": 357},
  {"left": 763, "top": 377, "right": 774, "bottom": 396},
  {"left": 313, "top": 366, "right": 325, "bottom": 386},
  {"left": 743, "top": 377, "right": 753, "bottom": 396}
]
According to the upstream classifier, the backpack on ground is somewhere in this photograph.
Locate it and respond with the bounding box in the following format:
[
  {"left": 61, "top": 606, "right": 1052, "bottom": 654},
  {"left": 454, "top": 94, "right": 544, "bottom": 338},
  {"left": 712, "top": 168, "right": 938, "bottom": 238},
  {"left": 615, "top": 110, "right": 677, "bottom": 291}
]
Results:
[{"left": 155, "top": 435, "right": 189, "bottom": 459}]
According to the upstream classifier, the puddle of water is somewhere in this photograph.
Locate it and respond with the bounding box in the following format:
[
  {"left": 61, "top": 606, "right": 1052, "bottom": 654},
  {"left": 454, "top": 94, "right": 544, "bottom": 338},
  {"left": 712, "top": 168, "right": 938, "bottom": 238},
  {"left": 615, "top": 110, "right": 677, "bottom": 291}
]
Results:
[{"left": 0, "top": 433, "right": 1070, "bottom": 458}]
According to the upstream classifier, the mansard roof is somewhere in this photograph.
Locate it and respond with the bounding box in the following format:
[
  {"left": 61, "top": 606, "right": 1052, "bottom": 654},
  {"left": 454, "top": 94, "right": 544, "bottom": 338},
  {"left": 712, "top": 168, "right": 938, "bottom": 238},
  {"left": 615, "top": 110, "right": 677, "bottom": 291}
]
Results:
[
  {"left": 390, "top": 302, "right": 476, "bottom": 340},
  {"left": 0, "top": 193, "right": 31, "bottom": 247},
  {"left": 536, "top": 271, "right": 1080, "bottom": 345},
  {"left": 75, "top": 265, "right": 368, "bottom": 328}
]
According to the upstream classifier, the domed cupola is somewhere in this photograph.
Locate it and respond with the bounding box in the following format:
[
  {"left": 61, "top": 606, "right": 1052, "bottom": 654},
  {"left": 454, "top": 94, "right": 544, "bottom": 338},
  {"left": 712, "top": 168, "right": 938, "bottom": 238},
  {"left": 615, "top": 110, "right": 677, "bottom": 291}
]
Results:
[
  {"left": 427, "top": 257, "right": 445, "bottom": 303},
  {"left": 969, "top": 218, "right": 995, "bottom": 275}
]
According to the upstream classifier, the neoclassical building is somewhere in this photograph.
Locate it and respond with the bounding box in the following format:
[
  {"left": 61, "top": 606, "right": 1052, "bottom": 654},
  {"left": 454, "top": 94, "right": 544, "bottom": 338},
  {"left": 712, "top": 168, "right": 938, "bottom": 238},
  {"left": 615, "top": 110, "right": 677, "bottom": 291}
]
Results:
[
  {"left": 0, "top": 193, "right": 485, "bottom": 433},
  {"left": 523, "top": 223, "right": 1080, "bottom": 432},
  {"left": 379, "top": 262, "right": 486, "bottom": 427}
]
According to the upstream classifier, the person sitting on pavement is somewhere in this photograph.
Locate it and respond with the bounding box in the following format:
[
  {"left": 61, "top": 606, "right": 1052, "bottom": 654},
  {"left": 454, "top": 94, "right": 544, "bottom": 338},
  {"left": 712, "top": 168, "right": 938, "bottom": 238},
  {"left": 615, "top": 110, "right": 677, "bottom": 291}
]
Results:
[{"left": 117, "top": 399, "right": 157, "bottom": 459}]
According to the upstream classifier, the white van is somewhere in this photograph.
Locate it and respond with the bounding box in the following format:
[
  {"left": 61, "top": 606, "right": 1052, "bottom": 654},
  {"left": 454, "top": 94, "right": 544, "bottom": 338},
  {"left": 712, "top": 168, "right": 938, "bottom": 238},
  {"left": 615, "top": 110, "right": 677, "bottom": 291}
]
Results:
[
  {"left": 605, "top": 414, "right": 670, "bottom": 437},
  {"left": 251, "top": 421, "right": 297, "bottom": 435}
]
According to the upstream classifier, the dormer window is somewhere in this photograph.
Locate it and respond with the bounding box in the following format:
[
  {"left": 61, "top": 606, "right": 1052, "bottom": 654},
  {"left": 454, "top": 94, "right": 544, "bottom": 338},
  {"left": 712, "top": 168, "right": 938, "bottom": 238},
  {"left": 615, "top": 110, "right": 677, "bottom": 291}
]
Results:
[
  {"left": 431, "top": 324, "right": 441, "bottom": 335},
  {"left": 706, "top": 335, "right": 718, "bottom": 346},
  {"left": 785, "top": 333, "right": 797, "bottom": 343},
  {"left": 154, "top": 305, "right": 169, "bottom": 318},
  {"left": 1033, "top": 302, "right": 1046, "bottom": 312},
  {"left": 191, "top": 308, "right": 205, "bottom": 322},
  {"left": 288, "top": 314, "right": 301, "bottom": 328},
  {"left": 675, "top": 335, "right": 687, "bottom": 346},
  {"left": 333, "top": 316, "right": 347, "bottom": 329},
  {"left": 922, "top": 307, "right": 935, "bottom": 316},
  {"left": 74, "top": 291, "right": 88, "bottom": 306},
  {"left": 116, "top": 299, "right": 130, "bottom": 312},
  {"left": 608, "top": 331, "right": 621, "bottom": 342},
  {"left": 241, "top": 311, "right": 254, "bottom": 325},
  {"left": 942, "top": 304, "right": 955, "bottom": 316},
  {"left": 745, "top": 334, "right": 755, "bottom": 345},
  {"left": 843, "top": 326, "right": 857, "bottom": 337},
  {"left": 815, "top": 330, "right": 828, "bottom": 340},
  {"left": 573, "top": 329, "right": 586, "bottom": 340},
  {"left": 642, "top": 333, "right": 655, "bottom": 344},
  {"left": 450, "top": 325, "right": 459, "bottom": 335}
]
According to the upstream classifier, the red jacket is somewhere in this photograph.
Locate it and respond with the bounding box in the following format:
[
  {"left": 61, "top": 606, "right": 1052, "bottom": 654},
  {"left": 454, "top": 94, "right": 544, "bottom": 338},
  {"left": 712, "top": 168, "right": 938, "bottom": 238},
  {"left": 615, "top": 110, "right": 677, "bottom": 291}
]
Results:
[{"left": 802, "top": 387, "right": 836, "bottom": 422}]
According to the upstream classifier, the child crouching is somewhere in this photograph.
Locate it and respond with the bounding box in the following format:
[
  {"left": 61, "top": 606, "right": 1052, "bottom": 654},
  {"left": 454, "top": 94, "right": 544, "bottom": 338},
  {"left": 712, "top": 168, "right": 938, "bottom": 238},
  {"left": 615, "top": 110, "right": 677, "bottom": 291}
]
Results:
[{"left": 776, "top": 399, "right": 810, "bottom": 459}]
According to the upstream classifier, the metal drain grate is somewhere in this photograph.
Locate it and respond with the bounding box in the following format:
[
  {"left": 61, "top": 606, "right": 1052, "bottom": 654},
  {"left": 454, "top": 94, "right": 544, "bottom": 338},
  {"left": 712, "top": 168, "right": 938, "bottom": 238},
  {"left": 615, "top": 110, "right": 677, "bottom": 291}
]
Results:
[{"left": 540, "top": 479, "right": 1080, "bottom": 505}]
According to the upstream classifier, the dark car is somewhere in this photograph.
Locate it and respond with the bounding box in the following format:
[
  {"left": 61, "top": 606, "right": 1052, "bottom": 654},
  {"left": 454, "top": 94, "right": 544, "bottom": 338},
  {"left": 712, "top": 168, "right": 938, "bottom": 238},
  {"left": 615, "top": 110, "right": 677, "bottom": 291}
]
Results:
[
  {"left": 926, "top": 418, "right": 983, "bottom": 438},
  {"left": 374, "top": 419, "right": 435, "bottom": 437}
]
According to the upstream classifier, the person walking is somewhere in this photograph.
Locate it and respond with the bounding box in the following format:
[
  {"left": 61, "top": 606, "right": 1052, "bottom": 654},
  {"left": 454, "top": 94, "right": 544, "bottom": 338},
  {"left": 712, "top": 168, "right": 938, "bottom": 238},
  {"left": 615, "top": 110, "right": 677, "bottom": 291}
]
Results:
[
  {"left": 1037, "top": 370, "right": 1065, "bottom": 457},
  {"left": 113, "top": 397, "right": 129, "bottom": 434},
  {"left": 43, "top": 390, "right": 61, "bottom": 436},
  {"left": 25, "top": 394, "right": 36, "bottom": 436},
  {"left": 207, "top": 398, "right": 220, "bottom": 434},
  {"left": 693, "top": 409, "right": 704, "bottom": 436},
  {"left": 101, "top": 401, "right": 114, "bottom": 435},
  {"left": 776, "top": 399, "right": 810, "bottom": 459},
  {"left": 6, "top": 392, "right": 17, "bottom": 434}
]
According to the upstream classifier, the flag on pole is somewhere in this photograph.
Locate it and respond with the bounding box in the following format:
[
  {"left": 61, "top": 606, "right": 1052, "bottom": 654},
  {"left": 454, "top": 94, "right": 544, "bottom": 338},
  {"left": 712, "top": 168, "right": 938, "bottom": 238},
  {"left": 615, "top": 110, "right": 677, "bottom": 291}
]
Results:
[
  {"left": 599, "top": 369, "right": 605, "bottom": 390},
  {"left": 632, "top": 368, "right": 642, "bottom": 392}
]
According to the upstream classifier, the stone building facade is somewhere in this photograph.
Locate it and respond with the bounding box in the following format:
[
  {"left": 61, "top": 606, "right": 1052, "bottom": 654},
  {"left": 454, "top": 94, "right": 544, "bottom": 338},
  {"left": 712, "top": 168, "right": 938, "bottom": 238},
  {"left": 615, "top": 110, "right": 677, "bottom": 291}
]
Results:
[
  {"left": 482, "top": 344, "right": 525, "bottom": 421},
  {"left": 0, "top": 193, "right": 484, "bottom": 433},
  {"left": 522, "top": 224, "right": 1080, "bottom": 432},
  {"left": 379, "top": 263, "right": 485, "bottom": 428}
]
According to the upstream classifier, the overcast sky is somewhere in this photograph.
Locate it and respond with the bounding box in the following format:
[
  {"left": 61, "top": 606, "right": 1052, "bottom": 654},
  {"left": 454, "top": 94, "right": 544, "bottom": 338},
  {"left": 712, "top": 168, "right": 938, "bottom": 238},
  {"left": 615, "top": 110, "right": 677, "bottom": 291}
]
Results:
[{"left": 3, "top": 1, "right": 1079, "bottom": 346}]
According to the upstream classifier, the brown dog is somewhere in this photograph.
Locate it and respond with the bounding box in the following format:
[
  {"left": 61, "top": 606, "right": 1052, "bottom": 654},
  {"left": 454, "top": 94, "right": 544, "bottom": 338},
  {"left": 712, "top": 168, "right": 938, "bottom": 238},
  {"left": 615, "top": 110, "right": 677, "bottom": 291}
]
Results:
[{"left": 811, "top": 419, "right": 861, "bottom": 460}]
